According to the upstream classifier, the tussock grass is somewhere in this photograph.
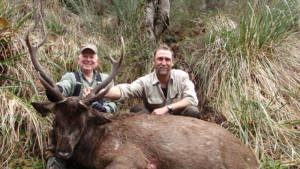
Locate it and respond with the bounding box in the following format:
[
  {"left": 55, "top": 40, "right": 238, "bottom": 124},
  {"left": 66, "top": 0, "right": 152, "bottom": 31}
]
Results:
[
  {"left": 182, "top": 0, "right": 300, "bottom": 167},
  {"left": 0, "top": 90, "right": 50, "bottom": 167}
]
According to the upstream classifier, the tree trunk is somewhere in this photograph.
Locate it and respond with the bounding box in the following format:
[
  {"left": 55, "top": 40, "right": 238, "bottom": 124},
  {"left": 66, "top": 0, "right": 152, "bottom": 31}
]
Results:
[{"left": 142, "top": 0, "right": 170, "bottom": 42}]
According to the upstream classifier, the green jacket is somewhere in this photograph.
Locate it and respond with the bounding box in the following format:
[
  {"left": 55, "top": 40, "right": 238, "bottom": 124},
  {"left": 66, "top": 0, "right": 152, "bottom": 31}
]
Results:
[{"left": 56, "top": 69, "right": 117, "bottom": 113}]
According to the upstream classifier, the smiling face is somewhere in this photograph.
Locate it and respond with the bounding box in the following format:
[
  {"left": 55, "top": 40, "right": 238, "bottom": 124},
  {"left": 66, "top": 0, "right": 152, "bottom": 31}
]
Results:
[
  {"left": 78, "top": 49, "right": 98, "bottom": 72},
  {"left": 153, "top": 49, "right": 174, "bottom": 77}
]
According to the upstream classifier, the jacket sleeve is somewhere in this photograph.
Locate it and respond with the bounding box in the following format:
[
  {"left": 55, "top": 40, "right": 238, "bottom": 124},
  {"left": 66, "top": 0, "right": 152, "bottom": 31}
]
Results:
[
  {"left": 116, "top": 77, "right": 145, "bottom": 102},
  {"left": 56, "top": 72, "right": 76, "bottom": 97},
  {"left": 103, "top": 98, "right": 117, "bottom": 114},
  {"left": 181, "top": 73, "right": 198, "bottom": 106}
]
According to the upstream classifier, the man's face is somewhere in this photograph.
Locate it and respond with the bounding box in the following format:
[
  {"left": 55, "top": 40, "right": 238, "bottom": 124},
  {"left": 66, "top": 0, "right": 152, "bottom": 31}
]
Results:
[
  {"left": 153, "top": 49, "right": 174, "bottom": 77},
  {"left": 78, "top": 49, "right": 98, "bottom": 72}
]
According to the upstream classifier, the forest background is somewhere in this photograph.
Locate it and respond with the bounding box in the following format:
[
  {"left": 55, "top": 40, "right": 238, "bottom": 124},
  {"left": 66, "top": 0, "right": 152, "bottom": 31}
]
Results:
[{"left": 0, "top": 0, "right": 299, "bottom": 168}]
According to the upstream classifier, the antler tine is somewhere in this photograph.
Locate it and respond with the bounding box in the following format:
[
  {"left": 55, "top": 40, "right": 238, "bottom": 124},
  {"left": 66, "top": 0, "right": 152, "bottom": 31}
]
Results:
[
  {"left": 37, "top": 33, "right": 47, "bottom": 48},
  {"left": 25, "top": 30, "right": 65, "bottom": 101},
  {"left": 82, "top": 37, "right": 125, "bottom": 105}
]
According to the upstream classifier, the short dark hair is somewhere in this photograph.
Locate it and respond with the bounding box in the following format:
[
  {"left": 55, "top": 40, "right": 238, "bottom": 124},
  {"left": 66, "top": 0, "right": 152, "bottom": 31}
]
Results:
[{"left": 153, "top": 44, "right": 174, "bottom": 60}]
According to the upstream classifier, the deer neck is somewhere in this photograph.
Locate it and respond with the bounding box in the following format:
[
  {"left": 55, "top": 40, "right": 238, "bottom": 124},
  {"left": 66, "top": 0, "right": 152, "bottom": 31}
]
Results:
[{"left": 72, "top": 122, "right": 106, "bottom": 168}]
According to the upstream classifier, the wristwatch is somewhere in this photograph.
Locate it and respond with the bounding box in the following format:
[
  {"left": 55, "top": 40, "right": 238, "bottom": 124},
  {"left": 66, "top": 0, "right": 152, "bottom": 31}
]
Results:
[{"left": 167, "top": 104, "right": 173, "bottom": 112}]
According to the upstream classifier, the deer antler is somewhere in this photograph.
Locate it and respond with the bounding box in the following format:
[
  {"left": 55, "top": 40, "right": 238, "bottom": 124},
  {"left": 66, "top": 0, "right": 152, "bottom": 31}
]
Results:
[
  {"left": 82, "top": 37, "right": 125, "bottom": 105},
  {"left": 25, "top": 28, "right": 65, "bottom": 101}
]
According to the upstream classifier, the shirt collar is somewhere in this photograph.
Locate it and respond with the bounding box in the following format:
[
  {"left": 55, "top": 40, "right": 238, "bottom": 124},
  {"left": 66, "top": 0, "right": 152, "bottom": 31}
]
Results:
[
  {"left": 169, "top": 70, "right": 174, "bottom": 81},
  {"left": 79, "top": 69, "right": 97, "bottom": 82},
  {"left": 152, "top": 71, "right": 160, "bottom": 85},
  {"left": 151, "top": 69, "right": 173, "bottom": 85}
]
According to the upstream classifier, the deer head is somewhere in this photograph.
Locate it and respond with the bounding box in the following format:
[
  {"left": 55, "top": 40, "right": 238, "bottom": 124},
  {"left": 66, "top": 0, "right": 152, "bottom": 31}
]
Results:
[{"left": 25, "top": 29, "right": 125, "bottom": 159}]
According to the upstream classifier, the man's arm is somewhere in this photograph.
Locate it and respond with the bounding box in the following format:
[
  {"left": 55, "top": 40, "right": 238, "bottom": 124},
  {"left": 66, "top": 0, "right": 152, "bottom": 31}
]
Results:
[
  {"left": 55, "top": 72, "right": 76, "bottom": 97},
  {"left": 104, "top": 78, "right": 145, "bottom": 101},
  {"left": 180, "top": 74, "right": 198, "bottom": 106},
  {"left": 153, "top": 70, "right": 198, "bottom": 115},
  {"left": 46, "top": 73, "right": 75, "bottom": 101},
  {"left": 152, "top": 98, "right": 191, "bottom": 115},
  {"left": 83, "top": 86, "right": 118, "bottom": 113},
  {"left": 104, "top": 86, "right": 122, "bottom": 100}
]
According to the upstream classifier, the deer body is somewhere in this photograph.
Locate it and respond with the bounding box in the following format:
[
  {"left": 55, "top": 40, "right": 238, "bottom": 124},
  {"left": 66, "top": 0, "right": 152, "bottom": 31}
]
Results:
[{"left": 62, "top": 112, "right": 258, "bottom": 169}]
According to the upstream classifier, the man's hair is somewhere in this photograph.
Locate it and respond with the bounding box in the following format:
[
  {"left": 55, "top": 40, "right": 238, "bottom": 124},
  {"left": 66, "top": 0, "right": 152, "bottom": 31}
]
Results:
[{"left": 153, "top": 44, "right": 174, "bottom": 60}]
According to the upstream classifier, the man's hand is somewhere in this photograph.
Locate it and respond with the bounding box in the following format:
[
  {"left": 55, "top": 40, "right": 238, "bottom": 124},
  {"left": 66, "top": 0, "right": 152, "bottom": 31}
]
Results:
[
  {"left": 152, "top": 106, "right": 169, "bottom": 115},
  {"left": 82, "top": 87, "right": 93, "bottom": 98},
  {"left": 91, "top": 101, "right": 107, "bottom": 112}
]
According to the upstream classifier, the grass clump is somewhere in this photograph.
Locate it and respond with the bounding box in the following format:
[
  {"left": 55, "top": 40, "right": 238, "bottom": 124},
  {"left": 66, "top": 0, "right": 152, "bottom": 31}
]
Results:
[
  {"left": 0, "top": 90, "right": 50, "bottom": 168},
  {"left": 182, "top": 0, "right": 300, "bottom": 167}
]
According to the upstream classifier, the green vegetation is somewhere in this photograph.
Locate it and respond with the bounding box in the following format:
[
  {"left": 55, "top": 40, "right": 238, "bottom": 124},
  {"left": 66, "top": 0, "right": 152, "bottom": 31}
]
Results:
[
  {"left": 0, "top": 0, "right": 299, "bottom": 168},
  {"left": 180, "top": 0, "right": 300, "bottom": 167}
]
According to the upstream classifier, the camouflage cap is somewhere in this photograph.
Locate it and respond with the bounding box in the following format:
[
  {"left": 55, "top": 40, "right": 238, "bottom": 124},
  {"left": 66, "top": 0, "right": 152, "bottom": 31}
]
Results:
[{"left": 80, "top": 43, "right": 98, "bottom": 54}]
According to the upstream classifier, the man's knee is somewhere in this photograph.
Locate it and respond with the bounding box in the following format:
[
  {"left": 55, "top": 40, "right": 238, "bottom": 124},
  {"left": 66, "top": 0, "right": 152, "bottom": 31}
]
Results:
[
  {"left": 184, "top": 105, "right": 200, "bottom": 114},
  {"left": 174, "top": 106, "right": 201, "bottom": 119}
]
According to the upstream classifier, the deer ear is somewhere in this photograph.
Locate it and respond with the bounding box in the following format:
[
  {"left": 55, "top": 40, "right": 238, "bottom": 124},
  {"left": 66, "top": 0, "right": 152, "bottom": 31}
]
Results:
[
  {"left": 94, "top": 114, "right": 111, "bottom": 125},
  {"left": 32, "top": 102, "right": 55, "bottom": 117},
  {"left": 88, "top": 110, "right": 112, "bottom": 125}
]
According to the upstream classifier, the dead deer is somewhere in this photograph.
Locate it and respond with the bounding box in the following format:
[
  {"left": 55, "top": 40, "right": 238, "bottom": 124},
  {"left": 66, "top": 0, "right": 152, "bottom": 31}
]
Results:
[{"left": 25, "top": 31, "right": 258, "bottom": 169}]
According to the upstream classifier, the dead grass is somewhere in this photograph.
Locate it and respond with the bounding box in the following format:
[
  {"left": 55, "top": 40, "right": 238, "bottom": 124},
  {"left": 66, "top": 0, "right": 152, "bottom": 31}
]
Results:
[{"left": 0, "top": 90, "right": 51, "bottom": 166}]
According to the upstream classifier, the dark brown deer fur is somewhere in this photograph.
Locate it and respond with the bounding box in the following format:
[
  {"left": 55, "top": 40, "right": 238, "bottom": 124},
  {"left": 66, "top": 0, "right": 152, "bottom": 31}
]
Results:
[
  {"left": 26, "top": 29, "right": 258, "bottom": 169},
  {"left": 33, "top": 100, "right": 258, "bottom": 169}
]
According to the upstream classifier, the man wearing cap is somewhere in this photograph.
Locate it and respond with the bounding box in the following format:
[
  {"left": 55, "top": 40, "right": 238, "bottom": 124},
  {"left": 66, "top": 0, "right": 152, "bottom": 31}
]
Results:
[
  {"left": 45, "top": 43, "right": 117, "bottom": 169},
  {"left": 46, "top": 43, "right": 117, "bottom": 113}
]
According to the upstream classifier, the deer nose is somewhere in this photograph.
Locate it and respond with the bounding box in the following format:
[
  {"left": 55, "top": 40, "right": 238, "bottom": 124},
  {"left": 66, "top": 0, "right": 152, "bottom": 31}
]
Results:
[{"left": 58, "top": 151, "right": 71, "bottom": 159}]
